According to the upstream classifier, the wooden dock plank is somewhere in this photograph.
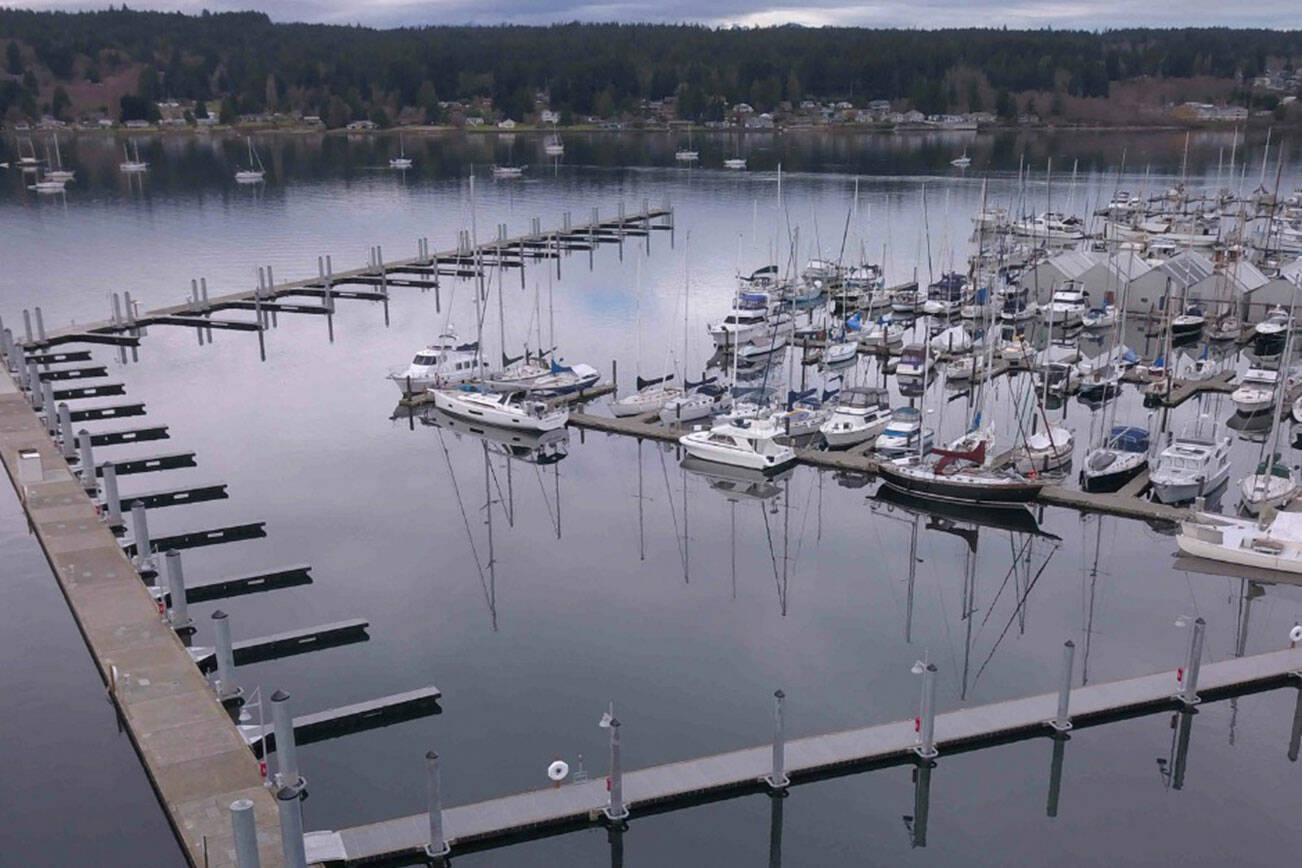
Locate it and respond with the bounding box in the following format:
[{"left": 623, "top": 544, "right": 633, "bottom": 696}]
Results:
[{"left": 324, "top": 648, "right": 1302, "bottom": 862}]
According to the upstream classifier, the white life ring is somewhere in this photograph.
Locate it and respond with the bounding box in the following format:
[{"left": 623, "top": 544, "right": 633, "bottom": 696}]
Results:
[{"left": 547, "top": 760, "right": 569, "bottom": 781}]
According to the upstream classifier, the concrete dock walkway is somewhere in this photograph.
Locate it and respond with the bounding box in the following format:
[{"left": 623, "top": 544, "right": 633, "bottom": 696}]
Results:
[{"left": 0, "top": 366, "right": 284, "bottom": 867}]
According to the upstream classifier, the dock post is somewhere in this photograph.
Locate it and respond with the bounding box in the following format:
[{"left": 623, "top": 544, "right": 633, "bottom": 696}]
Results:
[
  {"left": 40, "top": 379, "right": 55, "bottom": 429},
  {"left": 271, "top": 690, "right": 305, "bottom": 792},
  {"left": 58, "top": 404, "right": 75, "bottom": 460},
  {"left": 1179, "top": 617, "right": 1205, "bottom": 706},
  {"left": 765, "top": 689, "right": 790, "bottom": 789},
  {"left": 604, "top": 717, "right": 629, "bottom": 821},
  {"left": 229, "top": 798, "right": 261, "bottom": 868},
  {"left": 1050, "top": 640, "right": 1074, "bottom": 731},
  {"left": 26, "top": 359, "right": 39, "bottom": 403},
  {"left": 129, "top": 501, "right": 151, "bottom": 569},
  {"left": 914, "top": 663, "right": 939, "bottom": 759},
  {"left": 275, "top": 786, "right": 307, "bottom": 868},
  {"left": 424, "top": 750, "right": 450, "bottom": 858},
  {"left": 211, "top": 610, "right": 241, "bottom": 701},
  {"left": 267, "top": 265, "right": 278, "bottom": 327},
  {"left": 1171, "top": 708, "right": 1194, "bottom": 789},
  {"left": 2, "top": 328, "right": 14, "bottom": 369},
  {"left": 111, "top": 293, "right": 122, "bottom": 326},
  {"left": 76, "top": 430, "right": 96, "bottom": 491},
  {"left": 21, "top": 308, "right": 32, "bottom": 344},
  {"left": 33, "top": 306, "right": 45, "bottom": 343},
  {"left": 1046, "top": 733, "right": 1067, "bottom": 818},
  {"left": 164, "top": 551, "right": 193, "bottom": 633},
  {"left": 101, "top": 461, "right": 122, "bottom": 528}
]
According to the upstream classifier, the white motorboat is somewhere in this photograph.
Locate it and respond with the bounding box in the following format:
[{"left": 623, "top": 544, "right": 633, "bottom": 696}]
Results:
[
  {"left": 674, "top": 149, "right": 699, "bottom": 162},
  {"left": 723, "top": 158, "right": 747, "bottom": 170},
  {"left": 943, "top": 353, "right": 988, "bottom": 381},
  {"left": 708, "top": 292, "right": 787, "bottom": 348},
  {"left": 1014, "top": 426, "right": 1074, "bottom": 474},
  {"left": 491, "top": 165, "right": 525, "bottom": 178},
  {"left": 430, "top": 386, "right": 569, "bottom": 432},
  {"left": 1239, "top": 454, "right": 1300, "bottom": 515},
  {"left": 1177, "top": 508, "right": 1302, "bottom": 574},
  {"left": 874, "top": 407, "right": 934, "bottom": 456},
  {"left": 610, "top": 376, "right": 682, "bottom": 417},
  {"left": 1011, "top": 212, "right": 1086, "bottom": 243},
  {"left": 1041, "top": 283, "right": 1088, "bottom": 327},
  {"left": 950, "top": 150, "right": 971, "bottom": 168},
  {"left": 659, "top": 379, "right": 732, "bottom": 424},
  {"left": 1081, "top": 426, "right": 1150, "bottom": 492},
  {"left": 819, "top": 386, "right": 892, "bottom": 448},
  {"left": 388, "top": 332, "right": 486, "bottom": 394},
  {"left": 1150, "top": 428, "right": 1232, "bottom": 503},
  {"left": 525, "top": 361, "right": 600, "bottom": 397},
  {"left": 896, "top": 343, "right": 932, "bottom": 381},
  {"left": 234, "top": 136, "right": 265, "bottom": 183},
  {"left": 801, "top": 259, "right": 841, "bottom": 286},
  {"left": 1231, "top": 367, "right": 1280, "bottom": 415},
  {"left": 769, "top": 392, "right": 833, "bottom": 439},
  {"left": 1034, "top": 360, "right": 1080, "bottom": 396},
  {"left": 679, "top": 417, "right": 796, "bottom": 472}
]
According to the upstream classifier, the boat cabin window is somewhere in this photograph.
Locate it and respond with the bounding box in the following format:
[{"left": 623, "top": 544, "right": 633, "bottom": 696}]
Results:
[{"left": 414, "top": 354, "right": 441, "bottom": 365}]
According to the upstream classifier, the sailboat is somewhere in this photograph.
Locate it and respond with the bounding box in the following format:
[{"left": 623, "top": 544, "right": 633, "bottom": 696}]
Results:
[
  {"left": 45, "top": 136, "right": 74, "bottom": 182},
  {"left": 234, "top": 137, "right": 266, "bottom": 183},
  {"left": 544, "top": 135, "right": 564, "bottom": 157},
  {"left": 119, "top": 140, "right": 148, "bottom": 173},
  {"left": 950, "top": 149, "right": 972, "bottom": 168},
  {"left": 430, "top": 385, "right": 568, "bottom": 432},
  {"left": 611, "top": 258, "right": 681, "bottom": 416},
  {"left": 389, "top": 136, "right": 413, "bottom": 169},
  {"left": 674, "top": 127, "right": 699, "bottom": 162}
]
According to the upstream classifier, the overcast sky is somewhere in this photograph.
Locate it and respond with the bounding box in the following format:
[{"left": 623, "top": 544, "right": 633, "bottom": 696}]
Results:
[{"left": 12, "top": 0, "right": 1301, "bottom": 30}]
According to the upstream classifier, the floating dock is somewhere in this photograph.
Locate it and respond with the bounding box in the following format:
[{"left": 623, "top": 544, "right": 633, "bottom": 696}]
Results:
[
  {"left": 0, "top": 364, "right": 285, "bottom": 866},
  {"left": 26, "top": 205, "right": 674, "bottom": 353},
  {"left": 566, "top": 411, "right": 1192, "bottom": 525},
  {"left": 315, "top": 647, "right": 1302, "bottom": 863}
]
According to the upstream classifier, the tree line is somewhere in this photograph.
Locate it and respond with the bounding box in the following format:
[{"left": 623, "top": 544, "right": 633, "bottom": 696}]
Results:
[{"left": 1, "top": 9, "right": 1299, "bottom": 126}]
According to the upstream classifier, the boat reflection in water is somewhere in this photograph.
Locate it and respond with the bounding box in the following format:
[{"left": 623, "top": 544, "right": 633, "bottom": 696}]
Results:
[
  {"left": 419, "top": 406, "right": 570, "bottom": 465},
  {"left": 679, "top": 455, "right": 793, "bottom": 501}
]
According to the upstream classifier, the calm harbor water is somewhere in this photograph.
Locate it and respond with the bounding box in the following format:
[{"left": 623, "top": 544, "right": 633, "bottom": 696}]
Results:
[{"left": 3, "top": 129, "right": 1302, "bottom": 866}]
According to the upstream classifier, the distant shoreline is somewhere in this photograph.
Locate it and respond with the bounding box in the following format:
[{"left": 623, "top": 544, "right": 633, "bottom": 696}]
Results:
[{"left": 6, "top": 120, "right": 1287, "bottom": 139}]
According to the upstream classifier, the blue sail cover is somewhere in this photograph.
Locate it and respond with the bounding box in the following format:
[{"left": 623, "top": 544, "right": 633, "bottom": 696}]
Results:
[{"left": 1109, "top": 426, "right": 1150, "bottom": 453}]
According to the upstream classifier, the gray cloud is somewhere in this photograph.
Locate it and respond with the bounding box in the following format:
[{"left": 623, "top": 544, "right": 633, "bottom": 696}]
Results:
[{"left": 11, "top": 0, "right": 1301, "bottom": 28}]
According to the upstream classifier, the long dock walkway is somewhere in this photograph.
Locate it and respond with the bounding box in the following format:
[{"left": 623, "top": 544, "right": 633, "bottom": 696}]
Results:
[
  {"left": 26, "top": 205, "right": 673, "bottom": 350},
  {"left": 314, "top": 647, "right": 1302, "bottom": 863},
  {"left": 0, "top": 365, "right": 284, "bottom": 867},
  {"left": 566, "top": 411, "right": 1191, "bottom": 524}
]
